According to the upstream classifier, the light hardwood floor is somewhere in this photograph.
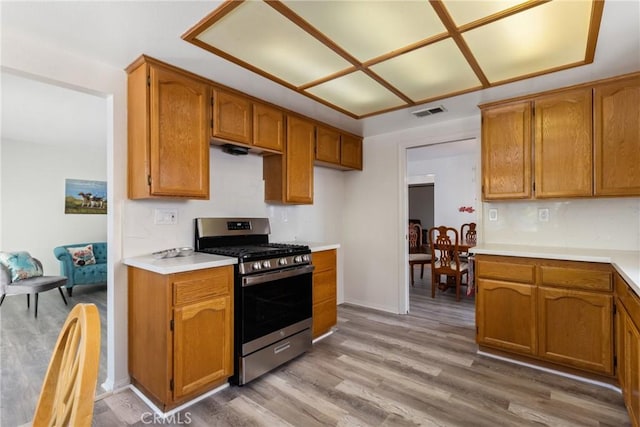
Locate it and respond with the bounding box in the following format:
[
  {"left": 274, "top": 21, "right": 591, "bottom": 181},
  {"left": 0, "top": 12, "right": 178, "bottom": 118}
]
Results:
[
  {"left": 3, "top": 270, "right": 631, "bottom": 426},
  {"left": 0, "top": 284, "right": 107, "bottom": 427}
]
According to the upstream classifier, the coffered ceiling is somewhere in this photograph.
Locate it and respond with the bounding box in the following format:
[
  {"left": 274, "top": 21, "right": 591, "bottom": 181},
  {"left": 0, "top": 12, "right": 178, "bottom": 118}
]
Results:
[{"left": 184, "top": 0, "right": 603, "bottom": 119}]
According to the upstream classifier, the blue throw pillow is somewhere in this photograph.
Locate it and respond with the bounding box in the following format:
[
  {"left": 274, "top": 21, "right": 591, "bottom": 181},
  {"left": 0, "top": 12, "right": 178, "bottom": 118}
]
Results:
[{"left": 0, "top": 251, "right": 44, "bottom": 282}]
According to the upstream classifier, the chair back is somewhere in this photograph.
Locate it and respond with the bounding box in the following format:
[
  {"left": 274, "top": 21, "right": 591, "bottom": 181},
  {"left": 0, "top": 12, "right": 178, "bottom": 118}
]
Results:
[
  {"left": 429, "top": 226, "right": 462, "bottom": 274},
  {"left": 408, "top": 222, "right": 424, "bottom": 253},
  {"left": 33, "top": 303, "right": 100, "bottom": 427},
  {"left": 460, "top": 222, "right": 477, "bottom": 243}
]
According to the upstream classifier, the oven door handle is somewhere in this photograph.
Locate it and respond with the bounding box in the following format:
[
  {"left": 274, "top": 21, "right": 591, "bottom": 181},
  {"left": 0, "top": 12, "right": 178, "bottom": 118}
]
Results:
[{"left": 242, "top": 264, "right": 315, "bottom": 287}]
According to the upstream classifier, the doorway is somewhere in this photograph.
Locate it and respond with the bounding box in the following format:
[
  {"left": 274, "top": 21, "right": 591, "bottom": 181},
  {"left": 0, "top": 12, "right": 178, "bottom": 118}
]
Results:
[
  {"left": 0, "top": 70, "right": 108, "bottom": 426},
  {"left": 405, "top": 138, "right": 479, "bottom": 316}
]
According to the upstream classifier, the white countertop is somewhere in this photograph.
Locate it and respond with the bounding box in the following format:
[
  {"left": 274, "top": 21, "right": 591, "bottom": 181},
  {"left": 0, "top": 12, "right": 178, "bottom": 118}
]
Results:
[
  {"left": 292, "top": 242, "right": 340, "bottom": 252},
  {"left": 123, "top": 252, "right": 237, "bottom": 275},
  {"left": 471, "top": 243, "right": 640, "bottom": 296}
]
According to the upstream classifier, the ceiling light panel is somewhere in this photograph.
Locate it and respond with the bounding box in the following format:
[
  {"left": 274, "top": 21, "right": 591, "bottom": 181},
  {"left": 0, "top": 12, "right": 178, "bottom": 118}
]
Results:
[
  {"left": 306, "top": 71, "right": 406, "bottom": 117},
  {"left": 282, "top": 0, "right": 447, "bottom": 62},
  {"left": 443, "top": 0, "right": 526, "bottom": 26},
  {"left": 195, "top": 0, "right": 352, "bottom": 86},
  {"left": 463, "top": 0, "right": 593, "bottom": 83},
  {"left": 371, "top": 38, "right": 482, "bottom": 102}
]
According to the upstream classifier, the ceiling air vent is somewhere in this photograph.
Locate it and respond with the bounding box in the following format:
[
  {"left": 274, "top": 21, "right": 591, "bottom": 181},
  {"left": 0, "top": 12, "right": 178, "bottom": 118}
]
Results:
[{"left": 412, "top": 105, "right": 447, "bottom": 118}]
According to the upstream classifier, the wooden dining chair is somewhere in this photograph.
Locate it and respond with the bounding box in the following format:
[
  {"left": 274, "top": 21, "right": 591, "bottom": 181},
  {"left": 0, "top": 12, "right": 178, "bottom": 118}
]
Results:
[
  {"left": 429, "top": 226, "right": 469, "bottom": 301},
  {"left": 459, "top": 222, "right": 477, "bottom": 262},
  {"left": 32, "top": 303, "right": 101, "bottom": 427},
  {"left": 408, "top": 222, "right": 432, "bottom": 286}
]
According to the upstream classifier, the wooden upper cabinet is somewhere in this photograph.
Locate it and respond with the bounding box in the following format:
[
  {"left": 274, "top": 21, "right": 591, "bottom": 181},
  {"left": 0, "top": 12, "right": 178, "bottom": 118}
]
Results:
[
  {"left": 263, "top": 115, "right": 314, "bottom": 204},
  {"left": 481, "top": 102, "right": 532, "bottom": 200},
  {"left": 594, "top": 75, "right": 640, "bottom": 196},
  {"left": 341, "top": 134, "right": 363, "bottom": 170},
  {"left": 534, "top": 89, "right": 593, "bottom": 198},
  {"left": 253, "top": 102, "right": 284, "bottom": 152},
  {"left": 127, "top": 58, "right": 209, "bottom": 199},
  {"left": 316, "top": 126, "right": 341, "bottom": 165},
  {"left": 212, "top": 89, "right": 252, "bottom": 145},
  {"left": 285, "top": 116, "right": 314, "bottom": 204}
]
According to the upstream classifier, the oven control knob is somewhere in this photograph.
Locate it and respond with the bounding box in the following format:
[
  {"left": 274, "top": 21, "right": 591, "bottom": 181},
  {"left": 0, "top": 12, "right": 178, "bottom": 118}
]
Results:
[
  {"left": 252, "top": 262, "right": 261, "bottom": 271},
  {"left": 278, "top": 258, "right": 287, "bottom": 266},
  {"left": 303, "top": 254, "right": 310, "bottom": 262},
  {"left": 294, "top": 255, "right": 303, "bottom": 263},
  {"left": 262, "top": 260, "right": 271, "bottom": 268}
]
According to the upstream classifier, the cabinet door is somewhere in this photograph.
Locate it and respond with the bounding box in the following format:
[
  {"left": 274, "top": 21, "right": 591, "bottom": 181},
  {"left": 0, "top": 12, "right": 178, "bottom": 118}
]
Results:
[
  {"left": 285, "top": 116, "right": 314, "bottom": 204},
  {"left": 534, "top": 89, "right": 593, "bottom": 198},
  {"left": 476, "top": 279, "right": 537, "bottom": 355},
  {"left": 149, "top": 66, "right": 209, "bottom": 198},
  {"left": 538, "top": 287, "right": 613, "bottom": 374},
  {"left": 173, "top": 295, "right": 232, "bottom": 400},
  {"left": 623, "top": 311, "right": 640, "bottom": 426},
  {"left": 481, "top": 102, "right": 532, "bottom": 200},
  {"left": 594, "top": 75, "right": 640, "bottom": 196},
  {"left": 341, "top": 134, "right": 363, "bottom": 170},
  {"left": 312, "top": 249, "right": 337, "bottom": 338},
  {"left": 213, "top": 89, "right": 252, "bottom": 144},
  {"left": 253, "top": 102, "right": 283, "bottom": 152},
  {"left": 316, "top": 126, "right": 341, "bottom": 164}
]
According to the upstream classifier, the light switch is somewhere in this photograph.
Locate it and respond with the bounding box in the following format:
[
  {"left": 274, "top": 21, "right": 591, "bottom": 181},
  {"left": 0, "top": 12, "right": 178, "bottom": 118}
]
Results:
[
  {"left": 488, "top": 208, "right": 498, "bottom": 222},
  {"left": 154, "top": 208, "right": 178, "bottom": 225}
]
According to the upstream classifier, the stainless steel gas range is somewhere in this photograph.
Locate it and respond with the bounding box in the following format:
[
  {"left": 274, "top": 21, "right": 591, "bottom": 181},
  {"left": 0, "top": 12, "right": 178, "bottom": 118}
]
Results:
[{"left": 194, "top": 217, "right": 313, "bottom": 385}]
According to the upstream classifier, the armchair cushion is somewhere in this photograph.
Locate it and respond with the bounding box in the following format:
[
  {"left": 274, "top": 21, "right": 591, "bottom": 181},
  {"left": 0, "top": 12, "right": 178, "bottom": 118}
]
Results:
[{"left": 0, "top": 251, "right": 43, "bottom": 282}]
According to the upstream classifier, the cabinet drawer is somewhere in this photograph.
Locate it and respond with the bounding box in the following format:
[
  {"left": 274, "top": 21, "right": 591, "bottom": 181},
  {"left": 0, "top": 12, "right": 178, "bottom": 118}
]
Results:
[
  {"left": 313, "top": 269, "right": 336, "bottom": 304},
  {"left": 540, "top": 264, "right": 612, "bottom": 292},
  {"left": 313, "top": 297, "right": 337, "bottom": 338},
  {"left": 616, "top": 273, "right": 640, "bottom": 327},
  {"left": 476, "top": 256, "right": 535, "bottom": 283},
  {"left": 173, "top": 267, "right": 232, "bottom": 306},
  {"left": 312, "top": 249, "right": 336, "bottom": 272}
]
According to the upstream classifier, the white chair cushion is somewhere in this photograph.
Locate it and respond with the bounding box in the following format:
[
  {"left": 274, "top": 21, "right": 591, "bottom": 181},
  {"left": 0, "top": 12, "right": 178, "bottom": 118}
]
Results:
[
  {"left": 409, "top": 253, "right": 432, "bottom": 262},
  {"left": 434, "top": 260, "right": 468, "bottom": 270}
]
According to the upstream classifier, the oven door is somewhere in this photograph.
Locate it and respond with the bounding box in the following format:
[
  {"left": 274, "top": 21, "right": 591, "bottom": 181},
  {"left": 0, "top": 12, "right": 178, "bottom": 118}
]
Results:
[{"left": 240, "top": 264, "right": 313, "bottom": 355}]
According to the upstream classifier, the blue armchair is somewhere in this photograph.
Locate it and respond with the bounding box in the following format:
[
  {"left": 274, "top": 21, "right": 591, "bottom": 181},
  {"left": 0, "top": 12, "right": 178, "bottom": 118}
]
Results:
[{"left": 53, "top": 242, "right": 107, "bottom": 296}]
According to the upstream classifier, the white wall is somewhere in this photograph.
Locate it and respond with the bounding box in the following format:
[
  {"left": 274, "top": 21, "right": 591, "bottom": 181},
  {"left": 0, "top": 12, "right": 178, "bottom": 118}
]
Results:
[
  {"left": 407, "top": 149, "right": 479, "bottom": 232},
  {"left": 484, "top": 198, "right": 640, "bottom": 251},
  {"left": 1, "top": 139, "right": 107, "bottom": 273}
]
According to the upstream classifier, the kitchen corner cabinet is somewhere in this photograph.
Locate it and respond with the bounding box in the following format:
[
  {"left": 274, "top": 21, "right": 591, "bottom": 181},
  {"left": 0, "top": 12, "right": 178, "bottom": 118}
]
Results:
[
  {"left": 263, "top": 115, "right": 314, "bottom": 204},
  {"left": 312, "top": 249, "right": 337, "bottom": 338},
  {"left": 594, "top": 75, "right": 640, "bottom": 196},
  {"left": 128, "top": 265, "right": 233, "bottom": 411},
  {"left": 127, "top": 57, "right": 210, "bottom": 199},
  {"left": 315, "top": 127, "right": 363, "bottom": 171},
  {"left": 481, "top": 102, "right": 532, "bottom": 200},
  {"left": 476, "top": 255, "right": 614, "bottom": 376},
  {"left": 615, "top": 273, "right": 640, "bottom": 426}
]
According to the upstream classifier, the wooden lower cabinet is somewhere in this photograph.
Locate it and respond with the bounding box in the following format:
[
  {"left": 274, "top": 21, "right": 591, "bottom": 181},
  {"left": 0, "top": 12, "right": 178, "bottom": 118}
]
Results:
[
  {"left": 312, "top": 249, "right": 337, "bottom": 338},
  {"left": 476, "top": 279, "right": 537, "bottom": 355},
  {"left": 538, "top": 287, "right": 613, "bottom": 375},
  {"left": 128, "top": 265, "right": 233, "bottom": 411},
  {"left": 616, "top": 273, "right": 640, "bottom": 427},
  {"left": 476, "top": 255, "right": 614, "bottom": 376}
]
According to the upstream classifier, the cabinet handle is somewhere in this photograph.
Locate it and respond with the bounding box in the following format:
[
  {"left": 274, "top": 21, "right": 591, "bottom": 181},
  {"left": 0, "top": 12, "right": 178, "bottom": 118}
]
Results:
[{"left": 274, "top": 342, "right": 291, "bottom": 354}]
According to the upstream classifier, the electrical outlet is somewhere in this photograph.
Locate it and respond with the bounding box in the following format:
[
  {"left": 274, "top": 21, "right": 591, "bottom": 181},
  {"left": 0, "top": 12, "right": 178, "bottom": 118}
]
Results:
[
  {"left": 538, "top": 208, "right": 550, "bottom": 222},
  {"left": 154, "top": 208, "right": 178, "bottom": 225},
  {"left": 488, "top": 208, "right": 498, "bottom": 222}
]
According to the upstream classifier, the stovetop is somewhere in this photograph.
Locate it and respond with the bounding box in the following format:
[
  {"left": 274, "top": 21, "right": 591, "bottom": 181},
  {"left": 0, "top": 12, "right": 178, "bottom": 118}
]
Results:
[{"left": 199, "top": 243, "right": 309, "bottom": 260}]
